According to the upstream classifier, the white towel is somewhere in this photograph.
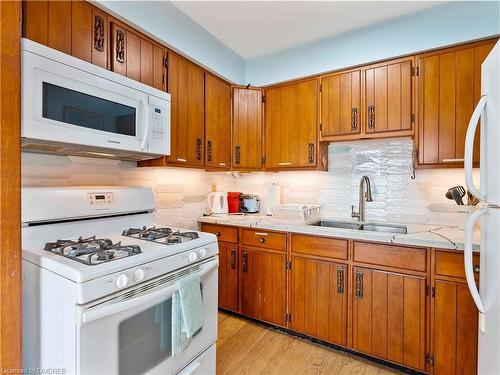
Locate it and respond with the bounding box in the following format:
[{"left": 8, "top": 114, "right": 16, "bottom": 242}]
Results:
[{"left": 172, "top": 272, "right": 204, "bottom": 357}]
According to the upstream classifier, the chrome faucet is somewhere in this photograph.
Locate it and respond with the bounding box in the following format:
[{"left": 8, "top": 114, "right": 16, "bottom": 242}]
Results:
[{"left": 351, "top": 176, "right": 373, "bottom": 221}]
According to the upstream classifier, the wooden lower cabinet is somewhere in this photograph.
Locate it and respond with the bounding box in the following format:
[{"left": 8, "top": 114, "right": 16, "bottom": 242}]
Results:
[
  {"left": 352, "top": 267, "right": 427, "bottom": 372},
  {"left": 218, "top": 242, "right": 239, "bottom": 311},
  {"left": 290, "top": 256, "right": 347, "bottom": 346},
  {"left": 240, "top": 247, "right": 286, "bottom": 327},
  {"left": 432, "top": 280, "right": 478, "bottom": 374}
]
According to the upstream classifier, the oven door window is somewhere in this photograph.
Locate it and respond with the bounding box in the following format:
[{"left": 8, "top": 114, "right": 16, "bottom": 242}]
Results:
[
  {"left": 119, "top": 298, "right": 172, "bottom": 375},
  {"left": 42, "top": 82, "right": 136, "bottom": 136}
]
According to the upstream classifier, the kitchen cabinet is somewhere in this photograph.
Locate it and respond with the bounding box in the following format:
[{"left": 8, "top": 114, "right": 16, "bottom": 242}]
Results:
[
  {"left": 48, "top": 1, "right": 71, "bottom": 55},
  {"left": 218, "top": 242, "right": 239, "bottom": 311},
  {"left": 265, "top": 78, "right": 327, "bottom": 170},
  {"left": 205, "top": 74, "right": 231, "bottom": 169},
  {"left": 240, "top": 247, "right": 286, "bottom": 327},
  {"left": 166, "top": 52, "right": 205, "bottom": 166},
  {"left": 320, "top": 69, "right": 361, "bottom": 137},
  {"left": 23, "top": 1, "right": 48, "bottom": 45},
  {"left": 232, "top": 87, "right": 264, "bottom": 170},
  {"left": 320, "top": 57, "right": 414, "bottom": 142},
  {"left": 417, "top": 39, "right": 496, "bottom": 167},
  {"left": 290, "top": 256, "right": 347, "bottom": 346},
  {"left": 352, "top": 266, "right": 427, "bottom": 372}
]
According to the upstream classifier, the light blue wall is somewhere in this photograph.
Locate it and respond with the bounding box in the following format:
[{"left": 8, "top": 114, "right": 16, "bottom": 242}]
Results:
[
  {"left": 246, "top": 1, "right": 500, "bottom": 86},
  {"left": 97, "top": 1, "right": 246, "bottom": 84}
]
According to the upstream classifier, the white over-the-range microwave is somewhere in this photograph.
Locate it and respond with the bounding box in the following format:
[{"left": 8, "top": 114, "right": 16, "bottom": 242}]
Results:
[{"left": 21, "top": 38, "right": 170, "bottom": 161}]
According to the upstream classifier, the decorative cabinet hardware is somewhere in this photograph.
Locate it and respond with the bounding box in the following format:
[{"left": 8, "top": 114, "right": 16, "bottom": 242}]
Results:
[
  {"left": 115, "top": 29, "right": 125, "bottom": 63},
  {"left": 234, "top": 145, "right": 241, "bottom": 165},
  {"left": 258, "top": 237, "right": 265, "bottom": 244},
  {"left": 355, "top": 272, "right": 364, "bottom": 298},
  {"left": 473, "top": 265, "right": 480, "bottom": 273},
  {"left": 351, "top": 107, "right": 358, "bottom": 130},
  {"left": 442, "top": 158, "right": 465, "bottom": 163},
  {"left": 242, "top": 252, "right": 248, "bottom": 273},
  {"left": 207, "top": 140, "right": 212, "bottom": 162},
  {"left": 337, "top": 268, "right": 345, "bottom": 294},
  {"left": 176, "top": 158, "right": 187, "bottom": 162},
  {"left": 196, "top": 138, "right": 202, "bottom": 161},
  {"left": 230, "top": 249, "right": 237, "bottom": 269},
  {"left": 93, "top": 15, "right": 105, "bottom": 52},
  {"left": 411, "top": 149, "right": 418, "bottom": 179},
  {"left": 278, "top": 162, "right": 292, "bottom": 166},
  {"left": 308, "top": 143, "right": 314, "bottom": 163},
  {"left": 368, "top": 105, "right": 375, "bottom": 129},
  {"left": 215, "top": 232, "right": 221, "bottom": 237}
]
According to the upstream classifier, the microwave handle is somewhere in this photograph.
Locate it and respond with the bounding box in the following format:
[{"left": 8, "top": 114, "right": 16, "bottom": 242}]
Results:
[
  {"left": 140, "top": 98, "right": 150, "bottom": 150},
  {"left": 78, "top": 258, "right": 218, "bottom": 326},
  {"left": 464, "top": 95, "right": 486, "bottom": 201}
]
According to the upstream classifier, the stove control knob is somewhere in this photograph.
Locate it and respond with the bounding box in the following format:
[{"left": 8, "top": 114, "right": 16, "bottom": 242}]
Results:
[
  {"left": 133, "top": 269, "right": 145, "bottom": 283},
  {"left": 188, "top": 252, "right": 198, "bottom": 263},
  {"left": 116, "top": 273, "right": 129, "bottom": 289},
  {"left": 198, "top": 248, "right": 207, "bottom": 259}
]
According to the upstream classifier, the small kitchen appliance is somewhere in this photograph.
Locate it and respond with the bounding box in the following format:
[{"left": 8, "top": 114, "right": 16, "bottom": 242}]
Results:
[
  {"left": 227, "top": 192, "right": 242, "bottom": 214},
  {"left": 22, "top": 187, "right": 218, "bottom": 375},
  {"left": 21, "top": 39, "right": 170, "bottom": 161},
  {"left": 242, "top": 194, "right": 260, "bottom": 213},
  {"left": 207, "top": 191, "right": 228, "bottom": 214}
]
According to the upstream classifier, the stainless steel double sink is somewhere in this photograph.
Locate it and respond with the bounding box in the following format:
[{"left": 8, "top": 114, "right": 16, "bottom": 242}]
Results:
[{"left": 309, "top": 220, "right": 408, "bottom": 234}]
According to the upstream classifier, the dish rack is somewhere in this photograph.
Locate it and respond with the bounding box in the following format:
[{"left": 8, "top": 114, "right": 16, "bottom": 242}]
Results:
[{"left": 270, "top": 204, "right": 321, "bottom": 223}]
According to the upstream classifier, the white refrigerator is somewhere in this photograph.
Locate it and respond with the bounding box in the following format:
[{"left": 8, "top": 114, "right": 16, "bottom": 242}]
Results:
[{"left": 464, "top": 40, "right": 500, "bottom": 375}]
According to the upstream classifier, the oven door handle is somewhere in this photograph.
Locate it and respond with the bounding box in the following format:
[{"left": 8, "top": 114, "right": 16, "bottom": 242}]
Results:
[
  {"left": 78, "top": 283, "right": 179, "bottom": 326},
  {"left": 140, "top": 97, "right": 150, "bottom": 151}
]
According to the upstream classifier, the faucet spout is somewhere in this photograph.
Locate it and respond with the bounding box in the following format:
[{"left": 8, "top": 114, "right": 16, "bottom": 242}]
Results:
[{"left": 351, "top": 176, "right": 373, "bottom": 221}]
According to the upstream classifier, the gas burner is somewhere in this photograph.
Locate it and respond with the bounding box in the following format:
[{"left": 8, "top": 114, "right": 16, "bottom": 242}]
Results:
[
  {"left": 122, "top": 227, "right": 199, "bottom": 245},
  {"left": 44, "top": 236, "right": 142, "bottom": 266}
]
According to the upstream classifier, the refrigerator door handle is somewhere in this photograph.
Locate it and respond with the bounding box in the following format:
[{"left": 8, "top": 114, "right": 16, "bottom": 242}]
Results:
[
  {"left": 464, "top": 95, "right": 487, "bottom": 201},
  {"left": 464, "top": 208, "right": 486, "bottom": 332}
]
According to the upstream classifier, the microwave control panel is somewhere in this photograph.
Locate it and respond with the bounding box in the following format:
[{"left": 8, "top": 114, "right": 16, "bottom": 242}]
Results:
[
  {"left": 88, "top": 192, "right": 114, "bottom": 206},
  {"left": 151, "top": 107, "right": 167, "bottom": 140}
]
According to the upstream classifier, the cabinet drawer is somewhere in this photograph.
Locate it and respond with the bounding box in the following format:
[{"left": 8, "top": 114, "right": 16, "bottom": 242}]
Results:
[
  {"left": 435, "top": 250, "right": 480, "bottom": 280},
  {"left": 241, "top": 229, "right": 286, "bottom": 251},
  {"left": 353, "top": 242, "right": 427, "bottom": 272},
  {"left": 291, "top": 234, "right": 348, "bottom": 260},
  {"left": 200, "top": 224, "right": 238, "bottom": 243}
]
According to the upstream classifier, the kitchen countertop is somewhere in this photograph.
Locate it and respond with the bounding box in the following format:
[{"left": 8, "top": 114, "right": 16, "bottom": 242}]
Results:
[{"left": 198, "top": 214, "right": 481, "bottom": 252}]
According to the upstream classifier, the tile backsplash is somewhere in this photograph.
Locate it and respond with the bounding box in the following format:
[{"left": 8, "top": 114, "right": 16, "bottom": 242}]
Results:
[{"left": 22, "top": 137, "right": 478, "bottom": 229}]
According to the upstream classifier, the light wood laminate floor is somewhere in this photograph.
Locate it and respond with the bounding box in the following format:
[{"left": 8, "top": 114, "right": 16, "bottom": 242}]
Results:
[{"left": 216, "top": 312, "right": 401, "bottom": 375}]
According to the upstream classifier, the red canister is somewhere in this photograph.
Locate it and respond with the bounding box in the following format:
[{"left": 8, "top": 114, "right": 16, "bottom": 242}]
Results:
[{"left": 227, "top": 192, "right": 242, "bottom": 213}]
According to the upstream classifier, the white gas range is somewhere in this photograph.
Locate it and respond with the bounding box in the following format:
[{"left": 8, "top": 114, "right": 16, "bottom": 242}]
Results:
[{"left": 22, "top": 187, "right": 218, "bottom": 375}]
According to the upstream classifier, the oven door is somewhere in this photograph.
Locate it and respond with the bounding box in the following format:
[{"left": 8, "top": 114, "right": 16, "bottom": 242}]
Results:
[
  {"left": 76, "top": 257, "right": 218, "bottom": 375},
  {"left": 22, "top": 44, "right": 152, "bottom": 154}
]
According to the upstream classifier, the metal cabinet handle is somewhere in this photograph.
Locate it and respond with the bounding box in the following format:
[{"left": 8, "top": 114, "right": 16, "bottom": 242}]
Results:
[
  {"left": 368, "top": 105, "right": 375, "bottom": 129},
  {"left": 93, "top": 15, "right": 105, "bottom": 52},
  {"left": 308, "top": 143, "right": 315, "bottom": 163},
  {"left": 207, "top": 140, "right": 213, "bottom": 162},
  {"left": 234, "top": 145, "right": 241, "bottom": 165},
  {"left": 196, "top": 138, "right": 202, "bottom": 161},
  {"left": 337, "top": 268, "right": 345, "bottom": 294},
  {"left": 215, "top": 232, "right": 221, "bottom": 237},
  {"left": 230, "top": 249, "right": 237, "bottom": 269},
  {"left": 355, "top": 272, "right": 363, "bottom": 298},
  {"left": 278, "top": 162, "right": 292, "bottom": 166},
  {"left": 351, "top": 107, "right": 358, "bottom": 130},
  {"left": 473, "top": 265, "right": 480, "bottom": 273},
  {"left": 254, "top": 232, "right": 268, "bottom": 236},
  {"left": 115, "top": 29, "right": 125, "bottom": 63},
  {"left": 242, "top": 252, "right": 248, "bottom": 273},
  {"left": 258, "top": 237, "right": 265, "bottom": 244}
]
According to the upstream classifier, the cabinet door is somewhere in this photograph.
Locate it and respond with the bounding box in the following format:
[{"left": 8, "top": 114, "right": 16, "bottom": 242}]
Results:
[
  {"left": 110, "top": 22, "right": 127, "bottom": 76},
  {"left": 418, "top": 40, "right": 495, "bottom": 167},
  {"left": 71, "top": 1, "right": 92, "bottom": 63},
  {"left": 265, "top": 78, "right": 318, "bottom": 169},
  {"left": 240, "top": 248, "right": 286, "bottom": 326},
  {"left": 433, "top": 280, "right": 478, "bottom": 375},
  {"left": 320, "top": 70, "right": 361, "bottom": 137},
  {"left": 91, "top": 8, "right": 108, "bottom": 68},
  {"left": 352, "top": 267, "right": 426, "bottom": 371},
  {"left": 167, "top": 52, "right": 205, "bottom": 166},
  {"left": 218, "top": 242, "right": 239, "bottom": 312},
  {"left": 153, "top": 45, "right": 166, "bottom": 91},
  {"left": 48, "top": 0, "right": 71, "bottom": 55},
  {"left": 205, "top": 74, "right": 231, "bottom": 169},
  {"left": 23, "top": 1, "right": 48, "bottom": 45},
  {"left": 140, "top": 38, "right": 154, "bottom": 87},
  {"left": 290, "top": 257, "right": 347, "bottom": 346},
  {"left": 232, "top": 88, "right": 263, "bottom": 170},
  {"left": 364, "top": 58, "right": 413, "bottom": 134},
  {"left": 126, "top": 31, "right": 141, "bottom": 82}
]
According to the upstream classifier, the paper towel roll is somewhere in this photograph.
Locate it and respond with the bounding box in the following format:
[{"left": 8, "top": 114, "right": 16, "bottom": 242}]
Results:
[{"left": 265, "top": 183, "right": 281, "bottom": 216}]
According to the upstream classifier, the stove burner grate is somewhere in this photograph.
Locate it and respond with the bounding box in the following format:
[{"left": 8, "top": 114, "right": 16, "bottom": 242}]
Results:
[{"left": 122, "top": 226, "right": 199, "bottom": 245}]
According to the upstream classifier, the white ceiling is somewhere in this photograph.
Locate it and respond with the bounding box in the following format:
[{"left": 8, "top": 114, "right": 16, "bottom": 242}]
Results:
[{"left": 172, "top": 1, "right": 442, "bottom": 59}]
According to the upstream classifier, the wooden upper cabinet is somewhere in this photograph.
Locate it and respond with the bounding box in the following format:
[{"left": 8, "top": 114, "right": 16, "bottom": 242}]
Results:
[
  {"left": 364, "top": 57, "right": 413, "bottom": 135},
  {"left": 265, "top": 78, "right": 319, "bottom": 169},
  {"left": 153, "top": 45, "right": 166, "bottom": 91},
  {"left": 23, "top": 1, "right": 48, "bottom": 45},
  {"left": 205, "top": 74, "right": 231, "bottom": 169},
  {"left": 417, "top": 39, "right": 496, "bottom": 167},
  {"left": 167, "top": 52, "right": 205, "bottom": 166},
  {"left": 48, "top": 1, "right": 71, "bottom": 55},
  {"left": 352, "top": 267, "right": 427, "bottom": 372},
  {"left": 320, "top": 69, "right": 361, "bottom": 137},
  {"left": 232, "top": 87, "right": 263, "bottom": 170}
]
